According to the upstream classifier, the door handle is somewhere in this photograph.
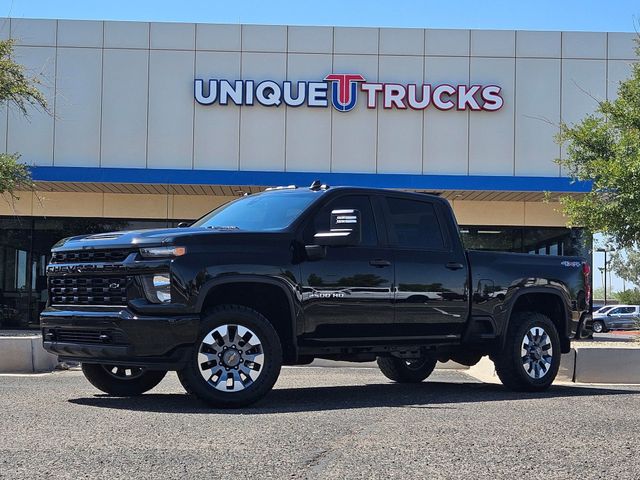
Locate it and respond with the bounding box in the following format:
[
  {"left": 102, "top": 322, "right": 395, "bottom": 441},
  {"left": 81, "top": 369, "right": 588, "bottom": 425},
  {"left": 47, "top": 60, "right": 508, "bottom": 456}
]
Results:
[
  {"left": 369, "top": 259, "right": 391, "bottom": 268},
  {"left": 445, "top": 262, "right": 464, "bottom": 270}
]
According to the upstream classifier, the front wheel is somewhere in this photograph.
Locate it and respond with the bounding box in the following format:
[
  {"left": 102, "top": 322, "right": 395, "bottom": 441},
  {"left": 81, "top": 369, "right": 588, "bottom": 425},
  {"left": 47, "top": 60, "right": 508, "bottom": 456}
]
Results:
[
  {"left": 492, "top": 312, "right": 561, "bottom": 392},
  {"left": 177, "top": 305, "right": 282, "bottom": 408},
  {"left": 376, "top": 355, "right": 437, "bottom": 383},
  {"left": 81, "top": 364, "right": 166, "bottom": 396},
  {"left": 592, "top": 320, "right": 605, "bottom": 334}
]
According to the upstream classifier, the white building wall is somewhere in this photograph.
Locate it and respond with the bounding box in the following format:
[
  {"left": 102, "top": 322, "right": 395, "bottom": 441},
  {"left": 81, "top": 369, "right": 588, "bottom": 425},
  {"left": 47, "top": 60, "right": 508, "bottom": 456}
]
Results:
[{"left": 2, "top": 18, "right": 637, "bottom": 177}]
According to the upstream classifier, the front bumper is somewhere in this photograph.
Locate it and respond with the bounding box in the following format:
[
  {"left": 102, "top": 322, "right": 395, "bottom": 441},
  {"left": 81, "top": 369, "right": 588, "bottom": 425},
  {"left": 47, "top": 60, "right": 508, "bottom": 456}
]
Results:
[{"left": 40, "top": 307, "right": 199, "bottom": 370}]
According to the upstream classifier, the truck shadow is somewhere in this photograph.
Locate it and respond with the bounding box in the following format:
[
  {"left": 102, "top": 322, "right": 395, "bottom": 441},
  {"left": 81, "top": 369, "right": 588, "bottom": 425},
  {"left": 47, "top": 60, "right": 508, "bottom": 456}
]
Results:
[{"left": 68, "top": 380, "right": 640, "bottom": 415}]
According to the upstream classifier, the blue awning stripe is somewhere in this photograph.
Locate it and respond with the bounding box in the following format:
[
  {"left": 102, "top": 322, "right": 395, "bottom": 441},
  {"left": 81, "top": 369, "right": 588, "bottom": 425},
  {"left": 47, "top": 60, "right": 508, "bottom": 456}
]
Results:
[{"left": 30, "top": 166, "right": 592, "bottom": 193}]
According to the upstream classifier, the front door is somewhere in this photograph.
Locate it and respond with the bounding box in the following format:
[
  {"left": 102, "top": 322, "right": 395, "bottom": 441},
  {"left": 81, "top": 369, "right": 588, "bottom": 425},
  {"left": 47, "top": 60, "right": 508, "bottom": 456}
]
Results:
[
  {"left": 299, "top": 194, "right": 394, "bottom": 340},
  {"left": 607, "top": 306, "right": 639, "bottom": 330},
  {"left": 381, "top": 196, "right": 469, "bottom": 339}
]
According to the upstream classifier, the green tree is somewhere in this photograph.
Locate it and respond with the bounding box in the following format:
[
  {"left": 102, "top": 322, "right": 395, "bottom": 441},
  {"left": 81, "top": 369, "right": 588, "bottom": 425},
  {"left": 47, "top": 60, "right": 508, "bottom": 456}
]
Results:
[
  {"left": 556, "top": 39, "right": 640, "bottom": 248},
  {"left": 0, "top": 38, "right": 48, "bottom": 202},
  {"left": 610, "top": 249, "right": 640, "bottom": 287},
  {"left": 614, "top": 288, "right": 640, "bottom": 304}
]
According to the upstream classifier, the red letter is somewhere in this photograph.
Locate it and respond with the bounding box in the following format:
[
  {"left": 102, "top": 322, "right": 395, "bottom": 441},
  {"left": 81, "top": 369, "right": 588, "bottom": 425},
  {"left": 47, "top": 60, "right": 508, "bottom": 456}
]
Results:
[
  {"left": 432, "top": 85, "right": 456, "bottom": 110},
  {"left": 407, "top": 84, "right": 431, "bottom": 109},
  {"left": 383, "top": 84, "right": 407, "bottom": 109},
  {"left": 481, "top": 85, "right": 503, "bottom": 111},
  {"left": 457, "top": 85, "right": 481, "bottom": 110},
  {"left": 361, "top": 83, "right": 383, "bottom": 108}
]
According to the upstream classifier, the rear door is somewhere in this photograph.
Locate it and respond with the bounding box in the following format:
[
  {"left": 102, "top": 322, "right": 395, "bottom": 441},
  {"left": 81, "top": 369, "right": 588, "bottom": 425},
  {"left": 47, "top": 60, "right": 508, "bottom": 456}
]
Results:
[{"left": 381, "top": 195, "right": 469, "bottom": 339}]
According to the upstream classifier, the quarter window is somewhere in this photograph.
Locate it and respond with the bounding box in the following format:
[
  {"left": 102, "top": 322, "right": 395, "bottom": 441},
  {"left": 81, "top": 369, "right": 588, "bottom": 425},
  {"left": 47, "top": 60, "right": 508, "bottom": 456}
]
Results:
[{"left": 385, "top": 198, "right": 445, "bottom": 250}]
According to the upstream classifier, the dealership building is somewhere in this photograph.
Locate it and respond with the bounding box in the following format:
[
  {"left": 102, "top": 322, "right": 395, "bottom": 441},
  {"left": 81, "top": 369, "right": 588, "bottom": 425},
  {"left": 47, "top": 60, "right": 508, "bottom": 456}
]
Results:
[{"left": 0, "top": 17, "right": 636, "bottom": 328}]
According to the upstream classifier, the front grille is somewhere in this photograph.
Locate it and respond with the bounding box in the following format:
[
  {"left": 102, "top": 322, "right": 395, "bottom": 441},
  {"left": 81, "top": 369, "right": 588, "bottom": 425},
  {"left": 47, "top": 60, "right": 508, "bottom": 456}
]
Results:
[
  {"left": 49, "top": 276, "right": 128, "bottom": 306},
  {"left": 51, "top": 249, "right": 133, "bottom": 264},
  {"left": 46, "top": 328, "right": 127, "bottom": 345}
]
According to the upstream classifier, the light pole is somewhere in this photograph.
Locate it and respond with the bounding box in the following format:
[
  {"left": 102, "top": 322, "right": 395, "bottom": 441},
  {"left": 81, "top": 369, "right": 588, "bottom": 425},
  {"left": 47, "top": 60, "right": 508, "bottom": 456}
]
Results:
[
  {"left": 596, "top": 246, "right": 615, "bottom": 305},
  {"left": 598, "top": 267, "right": 605, "bottom": 298}
]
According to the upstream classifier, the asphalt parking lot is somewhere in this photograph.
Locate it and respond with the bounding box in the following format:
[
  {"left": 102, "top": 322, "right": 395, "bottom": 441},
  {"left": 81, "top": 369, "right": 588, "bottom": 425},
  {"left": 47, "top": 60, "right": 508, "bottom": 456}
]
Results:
[{"left": 2, "top": 367, "right": 640, "bottom": 480}]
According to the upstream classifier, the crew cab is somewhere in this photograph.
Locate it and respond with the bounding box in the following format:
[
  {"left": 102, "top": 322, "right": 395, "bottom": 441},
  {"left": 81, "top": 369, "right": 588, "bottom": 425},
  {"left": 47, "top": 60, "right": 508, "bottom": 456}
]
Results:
[{"left": 42, "top": 184, "right": 591, "bottom": 407}]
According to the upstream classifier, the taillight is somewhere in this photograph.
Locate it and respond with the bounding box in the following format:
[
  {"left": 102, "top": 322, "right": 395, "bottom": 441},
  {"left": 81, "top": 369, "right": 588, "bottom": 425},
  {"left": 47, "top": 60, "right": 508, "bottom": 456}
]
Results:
[{"left": 583, "top": 262, "right": 592, "bottom": 304}]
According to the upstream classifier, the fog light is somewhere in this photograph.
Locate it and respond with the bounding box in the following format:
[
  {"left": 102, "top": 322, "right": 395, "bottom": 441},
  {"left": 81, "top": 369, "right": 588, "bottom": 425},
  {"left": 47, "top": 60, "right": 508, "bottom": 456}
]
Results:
[
  {"left": 142, "top": 274, "right": 172, "bottom": 303},
  {"left": 153, "top": 274, "right": 171, "bottom": 303}
]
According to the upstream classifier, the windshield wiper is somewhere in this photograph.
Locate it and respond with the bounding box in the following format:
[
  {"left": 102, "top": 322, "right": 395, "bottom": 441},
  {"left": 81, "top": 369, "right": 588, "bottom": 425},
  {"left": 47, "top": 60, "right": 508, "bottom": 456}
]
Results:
[{"left": 206, "top": 225, "right": 240, "bottom": 230}]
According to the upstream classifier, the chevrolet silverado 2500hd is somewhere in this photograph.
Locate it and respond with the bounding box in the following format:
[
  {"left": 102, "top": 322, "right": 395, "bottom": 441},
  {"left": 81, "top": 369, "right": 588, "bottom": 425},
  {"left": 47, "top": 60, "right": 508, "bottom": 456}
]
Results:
[{"left": 42, "top": 184, "right": 591, "bottom": 407}]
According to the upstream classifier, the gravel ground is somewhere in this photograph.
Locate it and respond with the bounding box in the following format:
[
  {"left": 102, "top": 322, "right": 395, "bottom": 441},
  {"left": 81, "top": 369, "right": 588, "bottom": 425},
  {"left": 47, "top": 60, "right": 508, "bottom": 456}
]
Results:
[{"left": 2, "top": 367, "right": 640, "bottom": 480}]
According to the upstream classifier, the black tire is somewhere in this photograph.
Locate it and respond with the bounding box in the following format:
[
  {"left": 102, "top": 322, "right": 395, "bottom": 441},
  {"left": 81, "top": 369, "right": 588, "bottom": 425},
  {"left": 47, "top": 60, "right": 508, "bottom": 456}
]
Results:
[
  {"left": 576, "top": 313, "right": 594, "bottom": 339},
  {"left": 177, "top": 305, "right": 282, "bottom": 408},
  {"left": 81, "top": 364, "right": 166, "bottom": 396},
  {"left": 492, "top": 312, "right": 561, "bottom": 392},
  {"left": 376, "top": 355, "right": 437, "bottom": 383},
  {"left": 592, "top": 320, "right": 605, "bottom": 334}
]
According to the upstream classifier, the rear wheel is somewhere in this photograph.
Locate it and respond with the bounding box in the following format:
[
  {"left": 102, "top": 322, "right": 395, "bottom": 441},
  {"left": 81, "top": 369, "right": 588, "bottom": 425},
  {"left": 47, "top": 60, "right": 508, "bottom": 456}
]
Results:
[
  {"left": 376, "top": 355, "right": 437, "bottom": 383},
  {"left": 177, "top": 305, "right": 282, "bottom": 408},
  {"left": 492, "top": 312, "right": 561, "bottom": 392},
  {"left": 81, "top": 364, "right": 166, "bottom": 396}
]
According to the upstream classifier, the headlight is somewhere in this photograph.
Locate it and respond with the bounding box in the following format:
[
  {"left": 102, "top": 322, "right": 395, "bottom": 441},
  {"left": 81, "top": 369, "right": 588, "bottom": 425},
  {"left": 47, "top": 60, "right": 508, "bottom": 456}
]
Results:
[
  {"left": 140, "top": 246, "right": 186, "bottom": 258},
  {"left": 142, "top": 274, "right": 172, "bottom": 303}
]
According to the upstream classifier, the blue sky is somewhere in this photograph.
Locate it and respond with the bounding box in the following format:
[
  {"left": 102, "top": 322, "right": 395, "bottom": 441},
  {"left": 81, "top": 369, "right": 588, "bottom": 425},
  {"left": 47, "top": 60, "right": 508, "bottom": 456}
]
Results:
[{"left": 0, "top": 0, "right": 638, "bottom": 32}]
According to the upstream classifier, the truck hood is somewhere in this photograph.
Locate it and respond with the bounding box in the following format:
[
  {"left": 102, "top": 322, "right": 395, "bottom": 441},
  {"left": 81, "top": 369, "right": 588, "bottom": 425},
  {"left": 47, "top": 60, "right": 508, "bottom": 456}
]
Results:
[{"left": 52, "top": 227, "right": 215, "bottom": 251}]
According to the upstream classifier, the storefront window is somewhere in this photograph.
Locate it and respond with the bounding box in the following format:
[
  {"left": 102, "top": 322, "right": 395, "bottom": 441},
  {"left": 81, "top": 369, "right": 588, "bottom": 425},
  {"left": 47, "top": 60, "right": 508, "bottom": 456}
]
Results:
[
  {"left": 0, "top": 216, "right": 183, "bottom": 329},
  {"left": 460, "top": 225, "right": 590, "bottom": 257}
]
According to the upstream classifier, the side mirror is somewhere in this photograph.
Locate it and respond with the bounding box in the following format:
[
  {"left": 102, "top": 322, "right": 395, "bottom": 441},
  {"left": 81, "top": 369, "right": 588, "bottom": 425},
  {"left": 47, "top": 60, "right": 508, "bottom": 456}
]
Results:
[
  {"left": 313, "top": 209, "right": 361, "bottom": 247},
  {"left": 177, "top": 222, "right": 191, "bottom": 228}
]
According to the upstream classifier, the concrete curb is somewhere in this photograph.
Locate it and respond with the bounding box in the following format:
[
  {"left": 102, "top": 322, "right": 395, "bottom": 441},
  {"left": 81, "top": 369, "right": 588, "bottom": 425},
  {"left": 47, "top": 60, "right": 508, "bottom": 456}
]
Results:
[
  {"left": 0, "top": 336, "right": 58, "bottom": 373},
  {"left": 574, "top": 347, "right": 640, "bottom": 384}
]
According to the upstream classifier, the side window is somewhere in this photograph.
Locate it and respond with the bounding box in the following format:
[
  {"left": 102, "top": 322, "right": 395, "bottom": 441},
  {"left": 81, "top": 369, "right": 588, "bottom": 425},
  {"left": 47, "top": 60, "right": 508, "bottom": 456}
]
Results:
[
  {"left": 385, "top": 197, "right": 445, "bottom": 250},
  {"left": 610, "top": 308, "right": 623, "bottom": 315},
  {"left": 305, "top": 195, "right": 378, "bottom": 247},
  {"left": 622, "top": 307, "right": 635, "bottom": 314}
]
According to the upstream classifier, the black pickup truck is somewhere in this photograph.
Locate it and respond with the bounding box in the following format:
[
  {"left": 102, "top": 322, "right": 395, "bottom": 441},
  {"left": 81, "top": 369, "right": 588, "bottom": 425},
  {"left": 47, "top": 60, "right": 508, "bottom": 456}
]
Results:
[{"left": 42, "top": 184, "right": 591, "bottom": 407}]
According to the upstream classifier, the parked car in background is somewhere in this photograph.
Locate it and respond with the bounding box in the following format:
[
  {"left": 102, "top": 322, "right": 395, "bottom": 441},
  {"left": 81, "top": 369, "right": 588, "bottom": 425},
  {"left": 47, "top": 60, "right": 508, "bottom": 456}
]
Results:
[{"left": 592, "top": 305, "right": 640, "bottom": 333}]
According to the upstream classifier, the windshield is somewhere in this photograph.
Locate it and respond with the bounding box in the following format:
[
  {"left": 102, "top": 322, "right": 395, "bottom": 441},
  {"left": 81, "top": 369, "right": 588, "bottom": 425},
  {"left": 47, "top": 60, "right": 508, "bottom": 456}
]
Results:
[
  {"left": 595, "top": 306, "right": 615, "bottom": 314},
  {"left": 192, "top": 190, "right": 321, "bottom": 231}
]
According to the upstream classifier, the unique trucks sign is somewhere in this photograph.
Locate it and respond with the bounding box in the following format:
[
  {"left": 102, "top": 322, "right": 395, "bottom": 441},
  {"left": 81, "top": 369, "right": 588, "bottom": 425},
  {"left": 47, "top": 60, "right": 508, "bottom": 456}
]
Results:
[{"left": 194, "top": 74, "right": 503, "bottom": 112}]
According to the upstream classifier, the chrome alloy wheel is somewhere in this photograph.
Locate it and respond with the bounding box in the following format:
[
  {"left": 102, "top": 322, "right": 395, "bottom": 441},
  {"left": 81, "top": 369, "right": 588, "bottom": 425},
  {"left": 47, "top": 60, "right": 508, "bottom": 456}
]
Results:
[
  {"left": 521, "top": 326, "right": 554, "bottom": 379},
  {"left": 102, "top": 365, "right": 145, "bottom": 380},
  {"left": 198, "top": 324, "right": 265, "bottom": 392}
]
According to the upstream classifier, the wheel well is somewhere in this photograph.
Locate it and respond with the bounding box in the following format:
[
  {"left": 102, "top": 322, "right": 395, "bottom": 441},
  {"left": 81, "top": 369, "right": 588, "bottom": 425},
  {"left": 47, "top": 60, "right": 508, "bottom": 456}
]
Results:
[
  {"left": 510, "top": 292, "right": 570, "bottom": 352},
  {"left": 200, "top": 282, "right": 297, "bottom": 363}
]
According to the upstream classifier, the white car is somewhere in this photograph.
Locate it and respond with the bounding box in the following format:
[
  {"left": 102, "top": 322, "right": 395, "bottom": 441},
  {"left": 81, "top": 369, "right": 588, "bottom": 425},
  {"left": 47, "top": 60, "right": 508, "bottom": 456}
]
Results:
[{"left": 592, "top": 305, "right": 640, "bottom": 333}]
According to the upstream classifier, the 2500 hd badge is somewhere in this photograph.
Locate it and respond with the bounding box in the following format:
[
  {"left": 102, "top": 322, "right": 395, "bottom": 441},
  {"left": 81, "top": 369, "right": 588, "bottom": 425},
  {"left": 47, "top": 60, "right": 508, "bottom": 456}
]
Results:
[{"left": 42, "top": 183, "right": 592, "bottom": 408}]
